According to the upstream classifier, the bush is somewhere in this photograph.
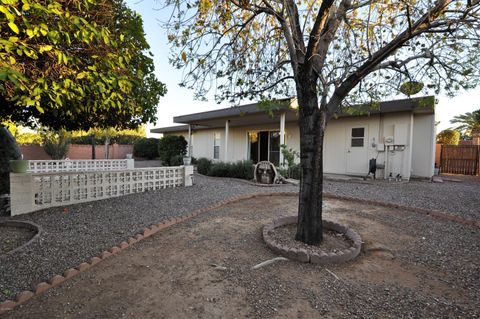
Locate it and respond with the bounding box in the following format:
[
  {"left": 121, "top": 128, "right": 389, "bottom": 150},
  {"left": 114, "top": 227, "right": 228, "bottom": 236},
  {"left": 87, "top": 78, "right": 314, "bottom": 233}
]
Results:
[
  {"left": 42, "top": 130, "right": 71, "bottom": 160},
  {"left": 133, "top": 138, "right": 159, "bottom": 159},
  {"left": 196, "top": 157, "right": 212, "bottom": 175},
  {"left": 170, "top": 154, "right": 184, "bottom": 166},
  {"left": 207, "top": 160, "right": 254, "bottom": 180},
  {"left": 158, "top": 135, "right": 187, "bottom": 166}
]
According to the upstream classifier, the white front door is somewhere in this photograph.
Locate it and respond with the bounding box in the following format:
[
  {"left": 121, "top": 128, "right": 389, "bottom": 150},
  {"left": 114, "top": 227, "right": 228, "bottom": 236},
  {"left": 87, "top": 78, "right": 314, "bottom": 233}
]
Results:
[{"left": 345, "top": 126, "right": 368, "bottom": 175}]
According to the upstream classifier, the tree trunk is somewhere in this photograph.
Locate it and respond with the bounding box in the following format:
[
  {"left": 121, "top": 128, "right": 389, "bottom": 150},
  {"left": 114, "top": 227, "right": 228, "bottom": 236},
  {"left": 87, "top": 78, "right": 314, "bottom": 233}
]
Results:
[{"left": 295, "top": 73, "right": 326, "bottom": 245}]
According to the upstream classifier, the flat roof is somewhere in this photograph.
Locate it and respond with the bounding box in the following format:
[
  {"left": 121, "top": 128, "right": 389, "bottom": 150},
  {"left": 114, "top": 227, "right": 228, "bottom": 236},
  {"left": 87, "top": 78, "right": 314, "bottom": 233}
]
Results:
[
  {"left": 173, "top": 98, "right": 294, "bottom": 124},
  {"left": 151, "top": 96, "right": 434, "bottom": 134}
]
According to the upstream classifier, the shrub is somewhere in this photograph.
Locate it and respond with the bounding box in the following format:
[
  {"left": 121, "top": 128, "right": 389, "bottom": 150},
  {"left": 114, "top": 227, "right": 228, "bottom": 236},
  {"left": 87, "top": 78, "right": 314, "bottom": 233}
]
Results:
[
  {"left": 287, "top": 164, "right": 301, "bottom": 180},
  {"left": 158, "top": 135, "right": 187, "bottom": 166},
  {"left": 170, "top": 154, "right": 184, "bottom": 166},
  {"left": 280, "top": 144, "right": 299, "bottom": 168},
  {"left": 208, "top": 160, "right": 254, "bottom": 180},
  {"left": 42, "top": 130, "right": 71, "bottom": 160},
  {"left": 196, "top": 157, "right": 212, "bottom": 175},
  {"left": 133, "top": 138, "right": 159, "bottom": 159}
]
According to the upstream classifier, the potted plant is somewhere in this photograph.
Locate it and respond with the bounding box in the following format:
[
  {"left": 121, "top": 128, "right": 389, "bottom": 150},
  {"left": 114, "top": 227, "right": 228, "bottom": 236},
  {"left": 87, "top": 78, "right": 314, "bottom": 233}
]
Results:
[
  {"left": 183, "top": 156, "right": 192, "bottom": 165},
  {"left": 10, "top": 158, "right": 29, "bottom": 173}
]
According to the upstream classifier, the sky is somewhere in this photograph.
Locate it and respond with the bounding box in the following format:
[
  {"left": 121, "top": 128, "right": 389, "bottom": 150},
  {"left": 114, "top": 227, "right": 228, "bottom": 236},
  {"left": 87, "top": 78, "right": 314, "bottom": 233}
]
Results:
[{"left": 125, "top": 1, "right": 480, "bottom": 137}]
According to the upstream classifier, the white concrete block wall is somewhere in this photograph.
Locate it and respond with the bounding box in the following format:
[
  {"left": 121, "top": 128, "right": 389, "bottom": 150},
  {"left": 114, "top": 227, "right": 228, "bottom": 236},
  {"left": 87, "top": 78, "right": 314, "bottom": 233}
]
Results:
[{"left": 10, "top": 165, "right": 192, "bottom": 216}]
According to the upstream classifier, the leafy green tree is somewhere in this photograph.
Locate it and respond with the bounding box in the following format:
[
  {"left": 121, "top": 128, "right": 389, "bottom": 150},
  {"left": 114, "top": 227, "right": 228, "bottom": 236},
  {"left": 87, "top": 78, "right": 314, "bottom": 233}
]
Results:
[
  {"left": 450, "top": 109, "right": 480, "bottom": 138},
  {"left": 158, "top": 135, "right": 188, "bottom": 166},
  {"left": 163, "top": 1, "right": 480, "bottom": 244},
  {"left": 0, "top": 0, "right": 166, "bottom": 130},
  {"left": 436, "top": 129, "right": 460, "bottom": 145}
]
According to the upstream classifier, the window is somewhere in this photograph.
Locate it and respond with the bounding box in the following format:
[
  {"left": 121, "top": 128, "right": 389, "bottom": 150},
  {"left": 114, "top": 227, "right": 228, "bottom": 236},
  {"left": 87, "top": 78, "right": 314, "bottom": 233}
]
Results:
[
  {"left": 213, "top": 132, "right": 221, "bottom": 159},
  {"left": 351, "top": 127, "right": 365, "bottom": 147}
]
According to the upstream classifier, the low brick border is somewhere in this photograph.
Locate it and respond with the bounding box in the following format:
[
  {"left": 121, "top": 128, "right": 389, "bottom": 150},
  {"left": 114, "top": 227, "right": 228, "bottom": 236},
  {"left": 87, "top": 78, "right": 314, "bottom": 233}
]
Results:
[
  {"left": 1, "top": 190, "right": 478, "bottom": 316},
  {"left": 0, "top": 221, "right": 42, "bottom": 260},
  {"left": 263, "top": 216, "right": 362, "bottom": 264}
]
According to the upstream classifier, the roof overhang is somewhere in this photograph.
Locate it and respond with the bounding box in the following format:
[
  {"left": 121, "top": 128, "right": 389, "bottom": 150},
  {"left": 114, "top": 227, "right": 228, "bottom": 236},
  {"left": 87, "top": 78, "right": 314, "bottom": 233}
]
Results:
[{"left": 151, "top": 96, "right": 434, "bottom": 134}]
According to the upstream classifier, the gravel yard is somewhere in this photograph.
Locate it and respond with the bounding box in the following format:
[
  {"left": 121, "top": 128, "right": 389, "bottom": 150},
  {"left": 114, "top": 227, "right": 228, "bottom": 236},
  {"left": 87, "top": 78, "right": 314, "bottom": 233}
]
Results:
[
  {"left": 324, "top": 175, "right": 480, "bottom": 220},
  {"left": 4, "top": 196, "right": 479, "bottom": 319},
  {"left": 0, "top": 173, "right": 478, "bottom": 306}
]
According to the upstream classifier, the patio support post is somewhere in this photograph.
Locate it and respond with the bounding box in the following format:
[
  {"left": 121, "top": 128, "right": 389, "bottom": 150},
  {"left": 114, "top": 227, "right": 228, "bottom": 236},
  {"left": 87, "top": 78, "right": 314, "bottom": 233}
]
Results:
[
  {"left": 280, "top": 112, "right": 286, "bottom": 167},
  {"left": 188, "top": 124, "right": 192, "bottom": 158},
  {"left": 225, "top": 120, "right": 229, "bottom": 161}
]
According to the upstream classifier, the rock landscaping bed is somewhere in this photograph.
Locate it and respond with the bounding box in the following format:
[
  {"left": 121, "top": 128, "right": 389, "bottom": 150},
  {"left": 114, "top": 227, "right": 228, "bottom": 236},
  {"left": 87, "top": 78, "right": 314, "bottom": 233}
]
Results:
[
  {"left": 0, "top": 226, "right": 35, "bottom": 255},
  {"left": 3, "top": 196, "right": 479, "bottom": 319},
  {"left": 0, "top": 221, "right": 40, "bottom": 256},
  {"left": 264, "top": 216, "right": 362, "bottom": 264}
]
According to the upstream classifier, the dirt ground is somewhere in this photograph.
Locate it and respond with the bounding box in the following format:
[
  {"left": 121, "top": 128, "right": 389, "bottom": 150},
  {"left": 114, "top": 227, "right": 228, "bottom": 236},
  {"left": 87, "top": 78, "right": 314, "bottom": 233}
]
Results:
[{"left": 5, "top": 196, "right": 479, "bottom": 319}]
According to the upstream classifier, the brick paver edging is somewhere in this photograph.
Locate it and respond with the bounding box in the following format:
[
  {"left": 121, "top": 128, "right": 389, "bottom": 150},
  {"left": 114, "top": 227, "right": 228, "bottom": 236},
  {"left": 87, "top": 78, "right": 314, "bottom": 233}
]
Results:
[
  {"left": 1, "top": 190, "right": 478, "bottom": 315},
  {"left": 0, "top": 221, "right": 42, "bottom": 260},
  {"left": 263, "top": 216, "right": 362, "bottom": 264}
]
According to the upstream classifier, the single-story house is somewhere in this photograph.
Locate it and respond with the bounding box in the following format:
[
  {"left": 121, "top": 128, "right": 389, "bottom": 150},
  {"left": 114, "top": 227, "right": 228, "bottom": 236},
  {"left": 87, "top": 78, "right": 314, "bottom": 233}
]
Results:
[{"left": 151, "top": 96, "right": 436, "bottom": 180}]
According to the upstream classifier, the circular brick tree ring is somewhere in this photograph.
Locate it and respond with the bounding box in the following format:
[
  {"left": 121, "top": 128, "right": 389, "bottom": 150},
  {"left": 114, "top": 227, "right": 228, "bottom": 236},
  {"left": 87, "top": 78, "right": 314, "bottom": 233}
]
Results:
[
  {"left": 0, "top": 220, "right": 42, "bottom": 259},
  {"left": 263, "top": 216, "right": 362, "bottom": 264}
]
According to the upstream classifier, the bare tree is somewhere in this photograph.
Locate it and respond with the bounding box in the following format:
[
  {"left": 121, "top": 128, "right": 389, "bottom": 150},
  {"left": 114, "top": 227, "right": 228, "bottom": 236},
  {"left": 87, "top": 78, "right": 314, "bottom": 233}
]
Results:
[{"left": 163, "top": 0, "right": 480, "bottom": 244}]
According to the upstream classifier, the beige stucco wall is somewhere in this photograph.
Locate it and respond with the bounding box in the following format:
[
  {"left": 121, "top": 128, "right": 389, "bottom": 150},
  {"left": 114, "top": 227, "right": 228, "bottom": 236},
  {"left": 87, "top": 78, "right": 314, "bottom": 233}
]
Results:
[
  {"left": 165, "top": 111, "right": 435, "bottom": 179},
  {"left": 411, "top": 113, "right": 436, "bottom": 178},
  {"left": 172, "top": 122, "right": 300, "bottom": 162}
]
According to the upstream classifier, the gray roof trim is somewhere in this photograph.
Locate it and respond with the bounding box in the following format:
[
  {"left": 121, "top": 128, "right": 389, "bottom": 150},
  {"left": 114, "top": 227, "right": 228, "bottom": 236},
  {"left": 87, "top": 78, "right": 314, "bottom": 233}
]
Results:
[
  {"left": 150, "top": 124, "right": 213, "bottom": 134},
  {"left": 150, "top": 125, "right": 189, "bottom": 134},
  {"left": 173, "top": 98, "right": 293, "bottom": 124}
]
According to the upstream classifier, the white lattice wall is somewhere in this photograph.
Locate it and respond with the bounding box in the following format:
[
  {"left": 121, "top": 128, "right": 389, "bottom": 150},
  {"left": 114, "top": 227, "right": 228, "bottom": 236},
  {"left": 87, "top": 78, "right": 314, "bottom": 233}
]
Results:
[
  {"left": 10, "top": 166, "right": 193, "bottom": 216},
  {"left": 28, "top": 159, "right": 134, "bottom": 173}
]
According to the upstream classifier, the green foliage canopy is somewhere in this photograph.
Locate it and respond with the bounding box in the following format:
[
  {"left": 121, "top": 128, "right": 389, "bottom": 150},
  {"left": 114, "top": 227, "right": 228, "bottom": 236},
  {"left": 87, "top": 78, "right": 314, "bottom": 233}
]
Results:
[
  {"left": 436, "top": 129, "right": 460, "bottom": 145},
  {"left": 450, "top": 109, "right": 480, "bottom": 138},
  {"left": 0, "top": 0, "right": 166, "bottom": 130}
]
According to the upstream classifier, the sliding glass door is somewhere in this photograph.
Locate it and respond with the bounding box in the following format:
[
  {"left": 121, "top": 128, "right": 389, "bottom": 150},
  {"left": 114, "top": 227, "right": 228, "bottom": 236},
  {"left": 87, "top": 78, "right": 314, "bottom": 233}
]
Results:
[{"left": 248, "top": 131, "right": 280, "bottom": 166}]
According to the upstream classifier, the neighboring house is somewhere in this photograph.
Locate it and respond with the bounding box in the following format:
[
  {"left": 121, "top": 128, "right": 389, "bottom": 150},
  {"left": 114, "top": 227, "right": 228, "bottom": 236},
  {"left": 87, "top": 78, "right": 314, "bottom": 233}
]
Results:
[{"left": 151, "top": 96, "right": 436, "bottom": 180}]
